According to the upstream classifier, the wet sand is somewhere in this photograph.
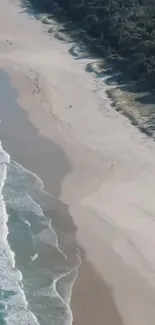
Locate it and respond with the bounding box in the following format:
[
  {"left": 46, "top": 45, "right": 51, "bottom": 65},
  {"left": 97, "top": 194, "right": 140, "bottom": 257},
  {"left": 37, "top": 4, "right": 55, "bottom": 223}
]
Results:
[
  {"left": 71, "top": 249, "right": 124, "bottom": 325},
  {"left": 0, "top": 70, "right": 124, "bottom": 325},
  {"left": 1, "top": 0, "right": 155, "bottom": 324}
]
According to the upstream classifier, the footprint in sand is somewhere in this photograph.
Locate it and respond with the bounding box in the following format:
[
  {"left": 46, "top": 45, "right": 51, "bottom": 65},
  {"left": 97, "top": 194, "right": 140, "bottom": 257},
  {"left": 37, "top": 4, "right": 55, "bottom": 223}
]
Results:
[{"left": 5, "top": 39, "right": 12, "bottom": 46}]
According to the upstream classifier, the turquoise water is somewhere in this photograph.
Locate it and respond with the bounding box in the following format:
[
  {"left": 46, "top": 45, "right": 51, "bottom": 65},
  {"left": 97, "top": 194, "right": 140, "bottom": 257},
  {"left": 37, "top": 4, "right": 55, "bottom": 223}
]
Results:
[{"left": 0, "top": 145, "right": 79, "bottom": 325}]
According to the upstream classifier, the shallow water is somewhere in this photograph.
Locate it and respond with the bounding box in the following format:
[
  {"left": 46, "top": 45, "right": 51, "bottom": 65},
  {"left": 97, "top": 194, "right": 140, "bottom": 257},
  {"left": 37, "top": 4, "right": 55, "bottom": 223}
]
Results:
[
  {"left": 0, "top": 148, "right": 79, "bottom": 325},
  {"left": 0, "top": 69, "right": 80, "bottom": 325}
]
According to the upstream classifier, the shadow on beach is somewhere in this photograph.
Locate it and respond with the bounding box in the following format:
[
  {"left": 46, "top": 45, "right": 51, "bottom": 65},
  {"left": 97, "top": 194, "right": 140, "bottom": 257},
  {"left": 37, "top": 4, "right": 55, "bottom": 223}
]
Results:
[{"left": 19, "top": 0, "right": 155, "bottom": 139}]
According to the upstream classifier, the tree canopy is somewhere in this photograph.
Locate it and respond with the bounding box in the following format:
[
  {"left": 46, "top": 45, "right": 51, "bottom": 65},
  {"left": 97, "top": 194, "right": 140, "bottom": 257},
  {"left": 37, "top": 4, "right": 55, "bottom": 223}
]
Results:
[{"left": 30, "top": 0, "right": 155, "bottom": 87}]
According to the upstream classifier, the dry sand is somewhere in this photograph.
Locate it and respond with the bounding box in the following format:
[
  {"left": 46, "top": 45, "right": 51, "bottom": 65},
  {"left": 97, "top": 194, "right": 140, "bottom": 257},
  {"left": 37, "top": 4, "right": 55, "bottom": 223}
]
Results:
[{"left": 1, "top": 0, "right": 155, "bottom": 324}]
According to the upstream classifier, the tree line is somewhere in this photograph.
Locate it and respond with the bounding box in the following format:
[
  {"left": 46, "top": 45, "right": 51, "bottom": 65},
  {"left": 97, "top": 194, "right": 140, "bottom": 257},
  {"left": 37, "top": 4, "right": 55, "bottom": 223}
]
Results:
[{"left": 30, "top": 0, "right": 155, "bottom": 88}]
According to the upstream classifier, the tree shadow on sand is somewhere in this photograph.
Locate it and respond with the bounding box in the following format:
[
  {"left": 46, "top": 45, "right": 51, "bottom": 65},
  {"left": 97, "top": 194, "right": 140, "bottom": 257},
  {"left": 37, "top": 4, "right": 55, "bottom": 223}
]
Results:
[{"left": 19, "top": 0, "right": 155, "bottom": 138}]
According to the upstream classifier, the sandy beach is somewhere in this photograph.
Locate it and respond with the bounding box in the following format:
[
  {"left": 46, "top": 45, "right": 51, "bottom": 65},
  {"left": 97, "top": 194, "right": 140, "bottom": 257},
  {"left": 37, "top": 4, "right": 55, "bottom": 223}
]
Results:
[
  {"left": 0, "top": 57, "right": 124, "bottom": 325},
  {"left": 1, "top": 0, "right": 155, "bottom": 324}
]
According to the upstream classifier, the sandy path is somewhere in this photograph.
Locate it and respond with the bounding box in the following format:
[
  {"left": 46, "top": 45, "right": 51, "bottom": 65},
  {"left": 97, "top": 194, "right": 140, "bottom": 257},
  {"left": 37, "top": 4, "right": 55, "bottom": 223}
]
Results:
[{"left": 1, "top": 0, "right": 155, "bottom": 324}]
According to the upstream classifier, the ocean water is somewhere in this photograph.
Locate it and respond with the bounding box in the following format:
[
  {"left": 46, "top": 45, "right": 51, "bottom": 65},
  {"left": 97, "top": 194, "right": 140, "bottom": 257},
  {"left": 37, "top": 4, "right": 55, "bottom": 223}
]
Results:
[{"left": 0, "top": 141, "right": 80, "bottom": 325}]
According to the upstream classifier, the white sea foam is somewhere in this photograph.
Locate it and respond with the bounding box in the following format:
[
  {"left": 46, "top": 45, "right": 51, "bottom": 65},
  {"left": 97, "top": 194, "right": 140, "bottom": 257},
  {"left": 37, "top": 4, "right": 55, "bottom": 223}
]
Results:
[
  {"left": 26, "top": 193, "right": 67, "bottom": 259},
  {"left": 2, "top": 155, "right": 80, "bottom": 325},
  {"left": 29, "top": 253, "right": 38, "bottom": 262},
  {"left": 0, "top": 143, "right": 40, "bottom": 325},
  {"left": 5, "top": 160, "right": 68, "bottom": 259},
  {"left": 23, "top": 219, "right": 31, "bottom": 226},
  {"left": 11, "top": 160, "right": 44, "bottom": 190},
  {"left": 33, "top": 268, "right": 79, "bottom": 325}
]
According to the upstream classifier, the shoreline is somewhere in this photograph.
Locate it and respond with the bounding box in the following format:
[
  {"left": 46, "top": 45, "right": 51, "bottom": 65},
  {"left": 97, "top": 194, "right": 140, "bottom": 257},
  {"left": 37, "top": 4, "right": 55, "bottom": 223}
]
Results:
[
  {"left": 0, "top": 68, "right": 124, "bottom": 325},
  {"left": 1, "top": 1, "right": 155, "bottom": 324}
]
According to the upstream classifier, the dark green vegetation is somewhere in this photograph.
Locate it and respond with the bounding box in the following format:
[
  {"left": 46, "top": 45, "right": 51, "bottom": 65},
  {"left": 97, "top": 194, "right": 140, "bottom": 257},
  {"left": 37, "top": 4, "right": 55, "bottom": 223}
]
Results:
[{"left": 26, "top": 0, "right": 155, "bottom": 88}]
